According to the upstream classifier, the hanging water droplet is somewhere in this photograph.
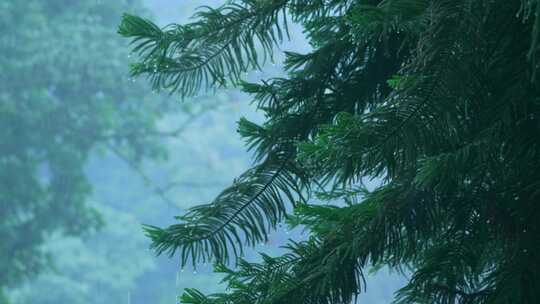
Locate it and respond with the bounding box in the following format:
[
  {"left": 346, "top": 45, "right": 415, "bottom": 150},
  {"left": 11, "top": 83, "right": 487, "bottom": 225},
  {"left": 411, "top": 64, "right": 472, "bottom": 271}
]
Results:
[
  {"left": 193, "top": 270, "right": 198, "bottom": 274},
  {"left": 181, "top": 268, "right": 185, "bottom": 273}
]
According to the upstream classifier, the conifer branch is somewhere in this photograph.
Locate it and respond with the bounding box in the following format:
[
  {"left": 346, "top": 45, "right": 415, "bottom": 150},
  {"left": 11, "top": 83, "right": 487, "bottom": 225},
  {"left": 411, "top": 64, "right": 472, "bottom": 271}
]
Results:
[
  {"left": 120, "top": 0, "right": 540, "bottom": 302},
  {"left": 143, "top": 151, "right": 306, "bottom": 266},
  {"left": 119, "top": 0, "right": 290, "bottom": 97}
]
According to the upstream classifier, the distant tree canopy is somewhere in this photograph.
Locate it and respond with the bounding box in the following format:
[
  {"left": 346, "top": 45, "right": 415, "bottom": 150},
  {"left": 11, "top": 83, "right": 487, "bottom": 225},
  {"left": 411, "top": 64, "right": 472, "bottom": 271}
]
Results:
[
  {"left": 7, "top": 202, "right": 157, "bottom": 304},
  {"left": 121, "top": 0, "right": 540, "bottom": 303},
  {"left": 0, "top": 0, "right": 173, "bottom": 293}
]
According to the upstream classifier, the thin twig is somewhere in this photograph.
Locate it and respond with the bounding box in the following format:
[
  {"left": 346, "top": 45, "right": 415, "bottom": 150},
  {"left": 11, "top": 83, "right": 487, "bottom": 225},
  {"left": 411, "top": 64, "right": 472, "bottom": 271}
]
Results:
[{"left": 105, "top": 142, "right": 182, "bottom": 211}]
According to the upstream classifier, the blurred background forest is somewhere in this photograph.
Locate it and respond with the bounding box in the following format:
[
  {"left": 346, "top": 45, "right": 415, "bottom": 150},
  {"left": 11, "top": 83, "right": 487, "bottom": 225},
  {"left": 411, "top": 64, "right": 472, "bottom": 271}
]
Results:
[{"left": 1, "top": 1, "right": 404, "bottom": 303}]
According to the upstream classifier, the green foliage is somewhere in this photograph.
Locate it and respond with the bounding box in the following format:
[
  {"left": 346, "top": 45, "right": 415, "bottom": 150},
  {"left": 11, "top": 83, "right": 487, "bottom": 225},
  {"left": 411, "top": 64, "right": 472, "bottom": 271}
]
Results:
[
  {"left": 0, "top": 0, "right": 173, "bottom": 290},
  {"left": 122, "top": 0, "right": 540, "bottom": 303},
  {"left": 143, "top": 151, "right": 307, "bottom": 266},
  {"left": 118, "top": 0, "right": 290, "bottom": 97}
]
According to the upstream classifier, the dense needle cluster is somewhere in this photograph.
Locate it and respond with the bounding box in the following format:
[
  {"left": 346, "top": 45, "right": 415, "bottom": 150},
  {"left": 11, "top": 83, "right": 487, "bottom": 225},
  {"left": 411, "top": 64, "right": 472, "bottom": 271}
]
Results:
[{"left": 119, "top": 0, "right": 540, "bottom": 303}]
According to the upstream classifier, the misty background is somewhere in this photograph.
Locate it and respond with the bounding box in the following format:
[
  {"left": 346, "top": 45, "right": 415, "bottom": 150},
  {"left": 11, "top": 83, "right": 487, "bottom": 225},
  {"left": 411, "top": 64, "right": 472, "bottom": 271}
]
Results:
[{"left": 2, "top": 1, "right": 405, "bottom": 303}]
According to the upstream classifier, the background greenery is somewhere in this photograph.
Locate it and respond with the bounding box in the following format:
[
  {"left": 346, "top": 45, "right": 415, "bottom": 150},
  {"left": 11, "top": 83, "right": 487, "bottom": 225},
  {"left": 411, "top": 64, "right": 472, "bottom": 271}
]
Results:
[{"left": 0, "top": 0, "right": 168, "bottom": 295}]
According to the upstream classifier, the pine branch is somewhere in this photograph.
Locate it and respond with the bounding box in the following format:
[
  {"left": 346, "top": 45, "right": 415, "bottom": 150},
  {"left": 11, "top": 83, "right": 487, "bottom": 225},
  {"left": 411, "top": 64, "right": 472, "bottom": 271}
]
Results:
[
  {"left": 118, "top": 0, "right": 290, "bottom": 97},
  {"left": 143, "top": 151, "right": 307, "bottom": 266},
  {"left": 119, "top": 0, "right": 540, "bottom": 303}
]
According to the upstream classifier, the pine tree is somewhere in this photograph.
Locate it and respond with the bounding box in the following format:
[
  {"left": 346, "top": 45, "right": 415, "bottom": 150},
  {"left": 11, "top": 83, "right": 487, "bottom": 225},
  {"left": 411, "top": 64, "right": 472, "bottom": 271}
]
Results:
[{"left": 120, "top": 0, "right": 540, "bottom": 303}]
